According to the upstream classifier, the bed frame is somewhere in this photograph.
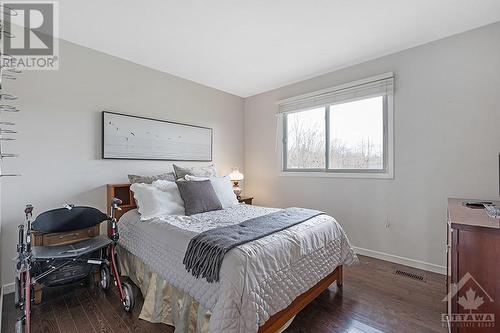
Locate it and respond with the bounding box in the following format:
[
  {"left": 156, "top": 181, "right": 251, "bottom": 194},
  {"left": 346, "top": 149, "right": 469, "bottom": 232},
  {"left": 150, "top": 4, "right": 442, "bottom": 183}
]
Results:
[{"left": 107, "top": 183, "right": 343, "bottom": 333}]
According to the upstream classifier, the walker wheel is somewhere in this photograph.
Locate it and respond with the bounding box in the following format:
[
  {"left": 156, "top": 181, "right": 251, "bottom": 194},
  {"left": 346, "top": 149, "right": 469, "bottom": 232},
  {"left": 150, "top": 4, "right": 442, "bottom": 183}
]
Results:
[
  {"left": 121, "top": 282, "right": 135, "bottom": 312},
  {"left": 100, "top": 265, "right": 111, "bottom": 290}
]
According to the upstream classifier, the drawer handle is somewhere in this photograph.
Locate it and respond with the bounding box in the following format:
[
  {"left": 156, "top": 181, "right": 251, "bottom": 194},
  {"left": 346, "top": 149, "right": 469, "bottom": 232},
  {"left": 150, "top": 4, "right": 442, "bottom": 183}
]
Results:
[{"left": 58, "top": 233, "right": 79, "bottom": 239}]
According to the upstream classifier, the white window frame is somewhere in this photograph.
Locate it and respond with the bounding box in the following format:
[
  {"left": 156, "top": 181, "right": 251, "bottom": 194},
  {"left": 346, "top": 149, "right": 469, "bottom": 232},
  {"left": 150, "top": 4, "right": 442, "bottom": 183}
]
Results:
[{"left": 277, "top": 73, "right": 394, "bottom": 179}]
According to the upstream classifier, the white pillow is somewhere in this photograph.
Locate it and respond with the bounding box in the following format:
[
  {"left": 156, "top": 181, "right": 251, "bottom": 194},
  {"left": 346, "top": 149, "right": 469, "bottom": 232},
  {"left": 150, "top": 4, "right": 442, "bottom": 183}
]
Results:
[
  {"left": 130, "top": 180, "right": 185, "bottom": 220},
  {"left": 184, "top": 175, "right": 238, "bottom": 208}
]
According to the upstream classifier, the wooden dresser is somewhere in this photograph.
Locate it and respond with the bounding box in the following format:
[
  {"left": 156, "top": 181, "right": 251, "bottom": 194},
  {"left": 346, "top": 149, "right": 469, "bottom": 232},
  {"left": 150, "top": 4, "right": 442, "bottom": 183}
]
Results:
[{"left": 446, "top": 198, "right": 500, "bottom": 333}]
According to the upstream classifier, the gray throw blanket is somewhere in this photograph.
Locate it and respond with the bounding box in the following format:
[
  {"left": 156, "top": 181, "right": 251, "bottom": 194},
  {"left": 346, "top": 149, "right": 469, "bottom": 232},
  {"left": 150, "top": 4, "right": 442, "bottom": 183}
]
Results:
[{"left": 183, "top": 207, "right": 324, "bottom": 283}]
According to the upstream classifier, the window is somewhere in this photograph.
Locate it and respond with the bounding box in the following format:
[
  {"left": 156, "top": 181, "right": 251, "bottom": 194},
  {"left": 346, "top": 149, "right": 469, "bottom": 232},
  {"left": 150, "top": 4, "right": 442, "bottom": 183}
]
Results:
[
  {"left": 280, "top": 73, "right": 393, "bottom": 178},
  {"left": 285, "top": 107, "right": 325, "bottom": 169},
  {"left": 329, "top": 96, "right": 384, "bottom": 170}
]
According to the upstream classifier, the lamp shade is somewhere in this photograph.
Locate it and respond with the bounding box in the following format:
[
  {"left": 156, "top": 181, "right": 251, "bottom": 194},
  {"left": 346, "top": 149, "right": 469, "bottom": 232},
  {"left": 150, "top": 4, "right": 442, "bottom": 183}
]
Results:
[{"left": 229, "top": 168, "right": 244, "bottom": 181}]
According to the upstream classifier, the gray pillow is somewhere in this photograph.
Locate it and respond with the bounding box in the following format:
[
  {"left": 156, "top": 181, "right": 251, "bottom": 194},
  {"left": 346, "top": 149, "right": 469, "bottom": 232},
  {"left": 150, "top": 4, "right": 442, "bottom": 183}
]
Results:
[
  {"left": 128, "top": 172, "right": 176, "bottom": 184},
  {"left": 176, "top": 180, "right": 222, "bottom": 216},
  {"left": 173, "top": 164, "right": 217, "bottom": 180}
]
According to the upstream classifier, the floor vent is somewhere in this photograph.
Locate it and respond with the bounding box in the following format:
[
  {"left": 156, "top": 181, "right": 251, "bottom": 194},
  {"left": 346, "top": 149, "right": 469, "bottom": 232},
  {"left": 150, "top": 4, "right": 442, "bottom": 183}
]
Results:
[{"left": 394, "top": 269, "right": 425, "bottom": 282}]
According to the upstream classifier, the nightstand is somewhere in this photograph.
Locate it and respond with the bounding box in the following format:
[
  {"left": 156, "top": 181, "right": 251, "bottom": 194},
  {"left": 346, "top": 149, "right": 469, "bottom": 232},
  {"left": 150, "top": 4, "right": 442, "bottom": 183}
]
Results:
[{"left": 238, "top": 196, "right": 253, "bottom": 205}]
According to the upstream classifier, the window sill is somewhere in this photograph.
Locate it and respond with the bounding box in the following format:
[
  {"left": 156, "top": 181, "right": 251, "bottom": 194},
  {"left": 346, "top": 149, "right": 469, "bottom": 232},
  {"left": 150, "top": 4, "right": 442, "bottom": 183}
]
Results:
[{"left": 279, "top": 171, "right": 394, "bottom": 179}]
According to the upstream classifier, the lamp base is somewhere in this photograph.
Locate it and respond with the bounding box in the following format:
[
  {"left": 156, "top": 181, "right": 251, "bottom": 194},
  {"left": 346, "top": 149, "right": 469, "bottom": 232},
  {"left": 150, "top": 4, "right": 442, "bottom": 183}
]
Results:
[{"left": 232, "top": 181, "right": 242, "bottom": 199}]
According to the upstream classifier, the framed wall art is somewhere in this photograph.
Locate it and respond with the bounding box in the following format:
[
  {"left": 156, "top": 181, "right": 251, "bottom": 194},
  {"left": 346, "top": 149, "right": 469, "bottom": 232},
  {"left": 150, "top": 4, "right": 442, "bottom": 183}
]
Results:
[{"left": 102, "top": 111, "right": 213, "bottom": 161}]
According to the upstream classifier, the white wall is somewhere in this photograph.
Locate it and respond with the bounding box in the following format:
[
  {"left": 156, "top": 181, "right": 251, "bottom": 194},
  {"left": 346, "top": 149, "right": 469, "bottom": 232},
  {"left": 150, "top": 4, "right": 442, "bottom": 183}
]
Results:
[
  {"left": 244, "top": 22, "right": 500, "bottom": 271},
  {"left": 2, "top": 21, "right": 499, "bottom": 288},
  {"left": 0, "top": 39, "right": 244, "bottom": 286}
]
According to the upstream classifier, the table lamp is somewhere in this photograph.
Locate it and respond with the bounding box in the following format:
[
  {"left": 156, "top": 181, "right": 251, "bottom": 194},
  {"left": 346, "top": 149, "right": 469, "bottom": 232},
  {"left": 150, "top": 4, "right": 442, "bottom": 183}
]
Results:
[{"left": 229, "top": 167, "right": 244, "bottom": 199}]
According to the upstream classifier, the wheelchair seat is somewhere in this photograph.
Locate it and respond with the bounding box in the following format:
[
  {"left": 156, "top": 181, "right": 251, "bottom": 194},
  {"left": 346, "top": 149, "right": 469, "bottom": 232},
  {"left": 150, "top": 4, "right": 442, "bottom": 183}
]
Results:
[{"left": 31, "top": 235, "right": 112, "bottom": 260}]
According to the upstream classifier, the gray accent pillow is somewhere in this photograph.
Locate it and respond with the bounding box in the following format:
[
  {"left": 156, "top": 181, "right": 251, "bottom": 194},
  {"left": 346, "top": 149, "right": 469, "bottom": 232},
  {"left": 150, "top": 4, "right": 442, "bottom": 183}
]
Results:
[
  {"left": 176, "top": 180, "right": 222, "bottom": 216},
  {"left": 173, "top": 164, "right": 217, "bottom": 180},
  {"left": 128, "top": 172, "right": 176, "bottom": 184}
]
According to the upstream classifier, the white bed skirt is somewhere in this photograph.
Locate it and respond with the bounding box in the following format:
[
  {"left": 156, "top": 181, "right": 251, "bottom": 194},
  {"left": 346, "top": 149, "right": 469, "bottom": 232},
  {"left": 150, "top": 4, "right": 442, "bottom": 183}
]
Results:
[{"left": 117, "top": 245, "right": 295, "bottom": 333}]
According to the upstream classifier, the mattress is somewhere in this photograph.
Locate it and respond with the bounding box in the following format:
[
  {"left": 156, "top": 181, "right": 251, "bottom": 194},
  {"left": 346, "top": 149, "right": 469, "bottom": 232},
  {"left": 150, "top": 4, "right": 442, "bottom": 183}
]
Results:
[{"left": 118, "top": 204, "right": 358, "bottom": 333}]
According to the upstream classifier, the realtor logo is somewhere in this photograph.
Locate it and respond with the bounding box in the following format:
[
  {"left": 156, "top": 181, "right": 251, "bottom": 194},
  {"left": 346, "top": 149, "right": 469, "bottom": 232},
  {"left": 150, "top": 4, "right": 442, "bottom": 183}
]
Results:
[
  {"left": 1, "top": 1, "right": 59, "bottom": 70},
  {"left": 442, "top": 272, "right": 495, "bottom": 329}
]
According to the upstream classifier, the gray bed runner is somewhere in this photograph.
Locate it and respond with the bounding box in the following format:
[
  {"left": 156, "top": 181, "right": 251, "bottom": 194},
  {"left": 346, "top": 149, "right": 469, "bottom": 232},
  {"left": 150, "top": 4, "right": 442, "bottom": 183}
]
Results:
[{"left": 183, "top": 207, "right": 324, "bottom": 283}]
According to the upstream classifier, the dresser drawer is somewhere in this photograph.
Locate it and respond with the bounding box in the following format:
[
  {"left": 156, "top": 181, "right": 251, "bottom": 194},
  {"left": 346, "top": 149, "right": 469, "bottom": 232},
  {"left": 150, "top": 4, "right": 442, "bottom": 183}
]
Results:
[{"left": 32, "top": 226, "right": 100, "bottom": 246}]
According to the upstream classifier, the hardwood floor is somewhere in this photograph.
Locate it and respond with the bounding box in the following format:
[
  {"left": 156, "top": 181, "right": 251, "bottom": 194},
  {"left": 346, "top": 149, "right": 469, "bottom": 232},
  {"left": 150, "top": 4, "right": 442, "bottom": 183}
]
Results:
[
  {"left": 285, "top": 256, "right": 446, "bottom": 333},
  {"left": 2, "top": 255, "right": 446, "bottom": 333}
]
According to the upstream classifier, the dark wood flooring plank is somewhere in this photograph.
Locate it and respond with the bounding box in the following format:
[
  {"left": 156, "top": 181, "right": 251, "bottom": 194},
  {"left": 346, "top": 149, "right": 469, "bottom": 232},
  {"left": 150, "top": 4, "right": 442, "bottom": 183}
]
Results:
[
  {"left": 51, "top": 297, "right": 78, "bottom": 333},
  {"left": 98, "top": 284, "right": 170, "bottom": 333},
  {"left": 1, "top": 294, "right": 16, "bottom": 333},
  {"left": 64, "top": 291, "right": 96, "bottom": 333},
  {"left": 285, "top": 256, "right": 446, "bottom": 333},
  {"left": 77, "top": 289, "right": 115, "bottom": 333},
  {"left": 29, "top": 298, "right": 59, "bottom": 333},
  {"left": 86, "top": 288, "right": 132, "bottom": 333}
]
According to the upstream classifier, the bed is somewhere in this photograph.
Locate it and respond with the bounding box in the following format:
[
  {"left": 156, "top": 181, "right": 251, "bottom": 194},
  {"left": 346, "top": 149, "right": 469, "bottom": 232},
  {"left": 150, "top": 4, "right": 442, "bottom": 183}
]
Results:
[{"left": 107, "top": 183, "right": 358, "bottom": 333}]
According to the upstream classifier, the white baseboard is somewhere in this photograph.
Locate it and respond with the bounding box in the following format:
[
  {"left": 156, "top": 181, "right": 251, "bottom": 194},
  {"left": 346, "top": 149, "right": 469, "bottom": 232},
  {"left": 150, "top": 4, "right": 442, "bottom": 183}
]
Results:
[
  {"left": 2, "top": 282, "right": 14, "bottom": 295},
  {"left": 353, "top": 246, "right": 446, "bottom": 275}
]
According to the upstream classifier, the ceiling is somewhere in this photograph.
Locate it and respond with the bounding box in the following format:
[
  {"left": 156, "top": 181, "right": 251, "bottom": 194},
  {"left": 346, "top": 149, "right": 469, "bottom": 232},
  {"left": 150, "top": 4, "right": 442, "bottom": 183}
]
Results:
[{"left": 58, "top": 0, "right": 500, "bottom": 97}]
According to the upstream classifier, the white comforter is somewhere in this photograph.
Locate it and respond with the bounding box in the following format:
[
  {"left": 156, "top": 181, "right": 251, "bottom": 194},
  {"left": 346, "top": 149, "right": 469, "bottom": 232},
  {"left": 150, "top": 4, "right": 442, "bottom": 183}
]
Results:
[{"left": 119, "top": 205, "right": 358, "bottom": 333}]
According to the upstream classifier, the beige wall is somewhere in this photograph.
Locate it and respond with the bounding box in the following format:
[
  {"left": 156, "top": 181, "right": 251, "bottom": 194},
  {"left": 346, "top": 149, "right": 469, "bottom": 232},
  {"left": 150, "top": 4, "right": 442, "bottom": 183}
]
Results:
[
  {"left": 244, "top": 22, "right": 500, "bottom": 271},
  {"left": 0, "top": 40, "right": 244, "bottom": 286}
]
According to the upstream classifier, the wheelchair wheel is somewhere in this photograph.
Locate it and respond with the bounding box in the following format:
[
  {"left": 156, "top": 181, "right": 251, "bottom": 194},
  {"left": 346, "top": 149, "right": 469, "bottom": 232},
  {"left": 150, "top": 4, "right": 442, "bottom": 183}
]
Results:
[
  {"left": 121, "top": 282, "right": 135, "bottom": 312},
  {"left": 14, "top": 277, "right": 21, "bottom": 308},
  {"left": 100, "top": 265, "right": 111, "bottom": 290}
]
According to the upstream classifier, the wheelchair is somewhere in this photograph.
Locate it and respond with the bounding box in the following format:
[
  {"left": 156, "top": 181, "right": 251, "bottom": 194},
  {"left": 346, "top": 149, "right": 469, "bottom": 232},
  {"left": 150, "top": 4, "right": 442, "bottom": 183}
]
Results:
[{"left": 14, "top": 198, "right": 135, "bottom": 333}]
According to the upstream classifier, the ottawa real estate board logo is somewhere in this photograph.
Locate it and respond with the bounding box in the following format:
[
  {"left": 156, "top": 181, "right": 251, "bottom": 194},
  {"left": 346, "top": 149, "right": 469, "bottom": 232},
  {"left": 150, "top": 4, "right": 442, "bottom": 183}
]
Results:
[
  {"left": 443, "top": 272, "right": 495, "bottom": 329},
  {"left": 1, "top": 1, "right": 59, "bottom": 70}
]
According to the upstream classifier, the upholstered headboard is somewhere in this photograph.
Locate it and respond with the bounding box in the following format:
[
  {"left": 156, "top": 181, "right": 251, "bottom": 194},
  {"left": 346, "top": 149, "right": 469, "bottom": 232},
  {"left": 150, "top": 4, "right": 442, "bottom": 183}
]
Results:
[{"left": 106, "top": 184, "right": 137, "bottom": 220}]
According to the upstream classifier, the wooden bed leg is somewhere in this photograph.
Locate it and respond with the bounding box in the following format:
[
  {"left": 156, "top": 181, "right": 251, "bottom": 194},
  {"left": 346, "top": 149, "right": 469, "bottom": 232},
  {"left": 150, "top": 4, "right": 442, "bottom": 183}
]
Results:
[
  {"left": 93, "top": 269, "right": 101, "bottom": 284},
  {"left": 336, "top": 265, "right": 343, "bottom": 288},
  {"left": 34, "top": 283, "right": 43, "bottom": 305}
]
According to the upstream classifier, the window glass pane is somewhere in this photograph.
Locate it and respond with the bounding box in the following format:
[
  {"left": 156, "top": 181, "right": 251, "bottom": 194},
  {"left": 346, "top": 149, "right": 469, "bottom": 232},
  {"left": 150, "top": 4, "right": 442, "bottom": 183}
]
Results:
[
  {"left": 329, "top": 96, "right": 384, "bottom": 170},
  {"left": 286, "top": 107, "right": 325, "bottom": 169}
]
